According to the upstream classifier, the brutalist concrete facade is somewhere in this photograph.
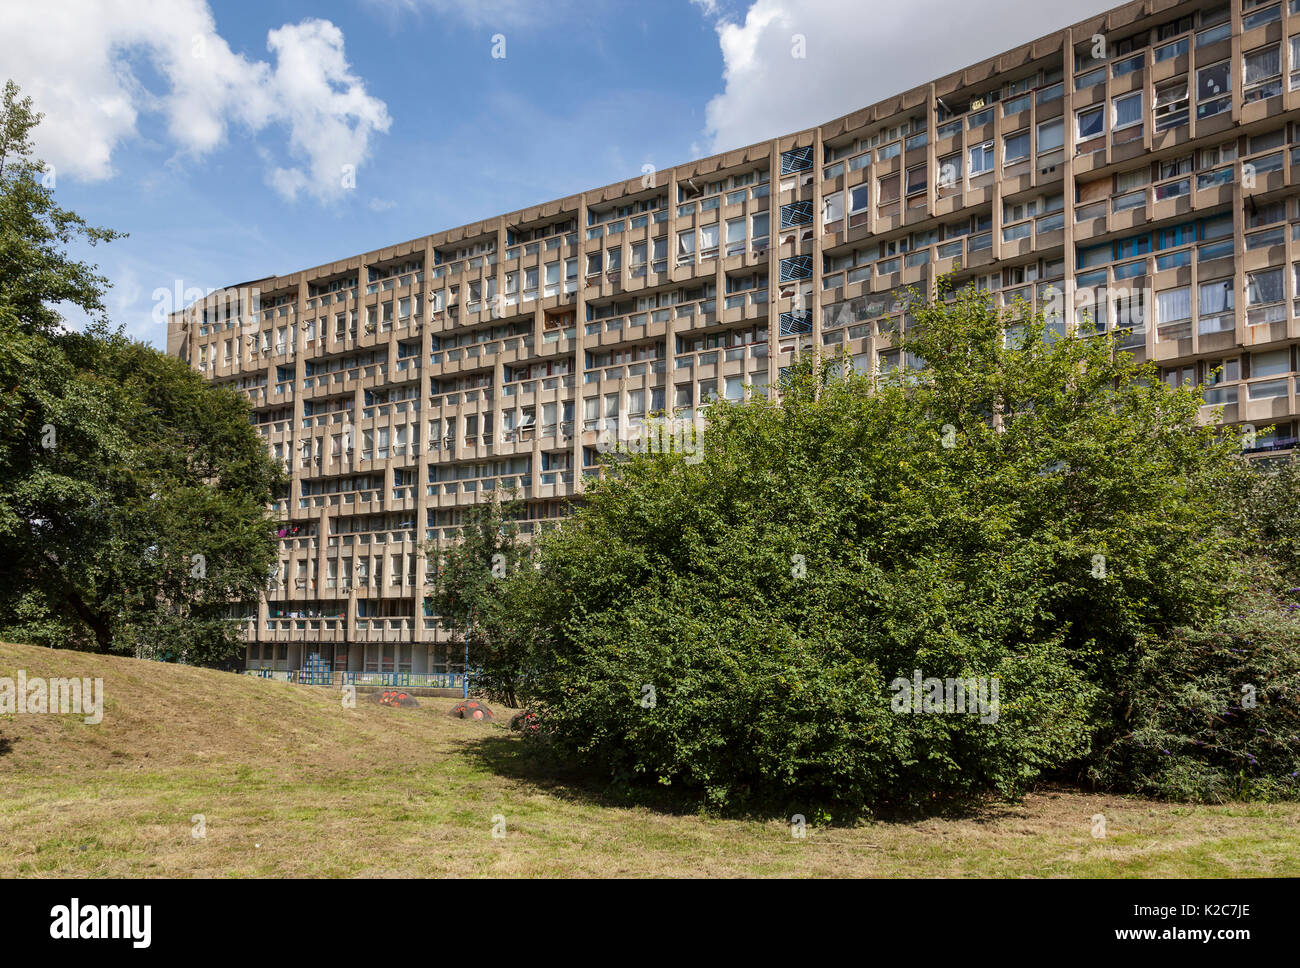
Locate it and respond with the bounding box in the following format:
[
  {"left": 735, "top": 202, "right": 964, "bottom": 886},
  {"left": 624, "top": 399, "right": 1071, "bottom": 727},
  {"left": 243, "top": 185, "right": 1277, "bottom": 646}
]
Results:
[{"left": 169, "top": 0, "right": 1300, "bottom": 675}]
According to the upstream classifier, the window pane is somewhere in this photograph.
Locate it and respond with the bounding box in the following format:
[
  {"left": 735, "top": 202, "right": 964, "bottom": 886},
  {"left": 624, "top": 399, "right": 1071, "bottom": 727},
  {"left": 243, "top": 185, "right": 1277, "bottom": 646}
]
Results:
[
  {"left": 1158, "top": 287, "right": 1192, "bottom": 322},
  {"left": 1037, "top": 119, "right": 1064, "bottom": 152},
  {"left": 1197, "top": 62, "right": 1229, "bottom": 101},
  {"left": 1245, "top": 47, "right": 1281, "bottom": 85},
  {"left": 1248, "top": 269, "right": 1284, "bottom": 304},
  {"left": 1252, "top": 349, "right": 1289, "bottom": 377},
  {"left": 1114, "top": 93, "right": 1143, "bottom": 127},
  {"left": 1077, "top": 108, "right": 1103, "bottom": 139},
  {"left": 1004, "top": 131, "right": 1030, "bottom": 161}
]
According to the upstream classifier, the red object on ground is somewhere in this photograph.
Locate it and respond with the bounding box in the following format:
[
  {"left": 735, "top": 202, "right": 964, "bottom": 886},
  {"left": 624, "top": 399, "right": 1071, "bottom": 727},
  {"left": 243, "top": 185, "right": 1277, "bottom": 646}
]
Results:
[
  {"left": 448, "top": 700, "right": 494, "bottom": 720},
  {"left": 509, "top": 710, "right": 542, "bottom": 733},
  {"left": 370, "top": 690, "right": 420, "bottom": 708}
]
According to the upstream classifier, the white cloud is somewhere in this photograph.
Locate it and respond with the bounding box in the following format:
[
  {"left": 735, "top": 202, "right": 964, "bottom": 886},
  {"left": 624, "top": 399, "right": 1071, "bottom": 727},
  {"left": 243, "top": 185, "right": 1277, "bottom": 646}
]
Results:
[
  {"left": 689, "top": 0, "right": 723, "bottom": 17},
  {"left": 0, "top": 1, "right": 390, "bottom": 202},
  {"left": 699, "top": 0, "right": 1091, "bottom": 154}
]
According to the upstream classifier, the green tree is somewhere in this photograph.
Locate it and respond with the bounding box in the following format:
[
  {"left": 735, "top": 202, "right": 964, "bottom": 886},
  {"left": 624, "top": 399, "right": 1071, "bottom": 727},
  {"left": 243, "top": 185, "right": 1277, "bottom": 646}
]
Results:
[
  {"left": 0, "top": 80, "right": 121, "bottom": 337},
  {"left": 1215, "top": 454, "right": 1300, "bottom": 586},
  {"left": 425, "top": 495, "right": 534, "bottom": 706},
  {"left": 0, "top": 80, "right": 283, "bottom": 663},
  {"left": 496, "top": 279, "right": 1256, "bottom": 810}
]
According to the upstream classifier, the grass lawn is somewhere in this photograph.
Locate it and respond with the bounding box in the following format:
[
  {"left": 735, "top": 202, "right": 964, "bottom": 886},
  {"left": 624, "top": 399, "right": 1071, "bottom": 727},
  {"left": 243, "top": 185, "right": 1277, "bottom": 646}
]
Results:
[{"left": 1, "top": 640, "right": 1297, "bottom": 878}]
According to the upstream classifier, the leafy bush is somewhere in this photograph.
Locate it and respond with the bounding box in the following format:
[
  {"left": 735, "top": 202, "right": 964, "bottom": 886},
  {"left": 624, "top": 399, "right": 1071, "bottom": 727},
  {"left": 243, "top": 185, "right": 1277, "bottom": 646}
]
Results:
[
  {"left": 489, "top": 281, "right": 1263, "bottom": 810},
  {"left": 1089, "top": 578, "right": 1300, "bottom": 802}
]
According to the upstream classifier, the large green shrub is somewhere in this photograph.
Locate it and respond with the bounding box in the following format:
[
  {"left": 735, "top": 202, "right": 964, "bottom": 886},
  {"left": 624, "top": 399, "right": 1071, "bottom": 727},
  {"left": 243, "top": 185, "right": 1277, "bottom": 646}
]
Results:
[
  {"left": 494, "top": 281, "right": 1261, "bottom": 810},
  {"left": 1089, "top": 576, "right": 1300, "bottom": 802}
]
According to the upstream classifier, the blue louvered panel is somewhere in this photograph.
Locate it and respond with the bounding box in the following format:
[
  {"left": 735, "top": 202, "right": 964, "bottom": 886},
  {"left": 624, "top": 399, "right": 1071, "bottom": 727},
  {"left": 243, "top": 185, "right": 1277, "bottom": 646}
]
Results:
[
  {"left": 779, "top": 256, "right": 812, "bottom": 282},
  {"left": 779, "top": 312, "right": 813, "bottom": 336},
  {"left": 780, "top": 146, "right": 814, "bottom": 174},
  {"left": 780, "top": 201, "right": 813, "bottom": 227}
]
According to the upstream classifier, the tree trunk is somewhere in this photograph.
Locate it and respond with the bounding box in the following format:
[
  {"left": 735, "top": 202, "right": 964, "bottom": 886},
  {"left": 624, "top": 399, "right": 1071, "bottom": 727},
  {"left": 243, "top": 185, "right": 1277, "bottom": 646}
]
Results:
[{"left": 64, "top": 589, "right": 114, "bottom": 653}]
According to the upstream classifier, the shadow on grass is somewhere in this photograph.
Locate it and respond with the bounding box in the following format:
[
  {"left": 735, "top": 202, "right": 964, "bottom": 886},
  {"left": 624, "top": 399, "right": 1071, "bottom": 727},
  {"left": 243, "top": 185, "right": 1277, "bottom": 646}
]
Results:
[
  {"left": 0, "top": 734, "right": 12, "bottom": 756},
  {"left": 456, "top": 729, "right": 1033, "bottom": 827}
]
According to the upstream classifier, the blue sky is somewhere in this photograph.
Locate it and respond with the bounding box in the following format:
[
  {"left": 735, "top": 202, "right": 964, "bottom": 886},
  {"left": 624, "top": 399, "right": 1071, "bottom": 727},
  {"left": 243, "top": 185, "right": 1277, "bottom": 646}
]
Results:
[{"left": 3, "top": 0, "right": 1087, "bottom": 346}]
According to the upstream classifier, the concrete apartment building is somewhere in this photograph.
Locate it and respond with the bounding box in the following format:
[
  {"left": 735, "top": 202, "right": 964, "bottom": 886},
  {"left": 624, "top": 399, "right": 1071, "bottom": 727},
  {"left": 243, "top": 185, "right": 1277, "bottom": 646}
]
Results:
[{"left": 168, "top": 0, "right": 1300, "bottom": 678}]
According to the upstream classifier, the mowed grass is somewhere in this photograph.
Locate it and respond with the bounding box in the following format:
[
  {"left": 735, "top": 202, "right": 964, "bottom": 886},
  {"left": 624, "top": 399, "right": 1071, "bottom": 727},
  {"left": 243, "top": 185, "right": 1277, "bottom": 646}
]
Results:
[{"left": 1, "top": 640, "right": 1298, "bottom": 878}]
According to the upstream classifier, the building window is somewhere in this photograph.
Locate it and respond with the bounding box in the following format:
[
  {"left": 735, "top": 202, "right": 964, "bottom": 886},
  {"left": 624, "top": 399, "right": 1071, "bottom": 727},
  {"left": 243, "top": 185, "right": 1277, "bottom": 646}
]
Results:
[
  {"left": 1196, "top": 61, "right": 1231, "bottom": 118},
  {"left": 1251, "top": 347, "right": 1290, "bottom": 379},
  {"left": 877, "top": 172, "right": 900, "bottom": 207},
  {"left": 698, "top": 224, "right": 719, "bottom": 261},
  {"left": 676, "top": 229, "right": 695, "bottom": 265},
  {"left": 936, "top": 153, "right": 962, "bottom": 190},
  {"left": 1004, "top": 130, "right": 1030, "bottom": 164},
  {"left": 1036, "top": 118, "right": 1064, "bottom": 154},
  {"left": 1243, "top": 46, "right": 1282, "bottom": 104},
  {"left": 1154, "top": 81, "right": 1189, "bottom": 131},
  {"left": 1242, "top": 2, "right": 1282, "bottom": 30},
  {"left": 905, "top": 165, "right": 927, "bottom": 197},
  {"left": 1076, "top": 106, "right": 1104, "bottom": 142},
  {"left": 1197, "top": 3, "right": 1231, "bottom": 45},
  {"left": 1157, "top": 286, "right": 1192, "bottom": 340},
  {"left": 725, "top": 218, "right": 747, "bottom": 257},
  {"left": 1248, "top": 200, "right": 1287, "bottom": 228},
  {"left": 1247, "top": 267, "right": 1286, "bottom": 324},
  {"left": 968, "top": 141, "right": 994, "bottom": 175},
  {"left": 1112, "top": 92, "right": 1143, "bottom": 131},
  {"left": 1114, "top": 290, "right": 1147, "bottom": 348},
  {"left": 823, "top": 190, "right": 844, "bottom": 224}
]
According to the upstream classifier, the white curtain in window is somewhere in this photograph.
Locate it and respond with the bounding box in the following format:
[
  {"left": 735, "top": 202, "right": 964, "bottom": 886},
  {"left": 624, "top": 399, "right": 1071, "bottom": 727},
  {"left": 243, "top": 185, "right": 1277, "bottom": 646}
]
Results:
[
  {"left": 1113, "top": 93, "right": 1143, "bottom": 127},
  {"left": 1199, "top": 279, "right": 1234, "bottom": 315},
  {"left": 1244, "top": 47, "right": 1280, "bottom": 84},
  {"left": 1115, "top": 168, "right": 1151, "bottom": 192},
  {"left": 1158, "top": 287, "right": 1192, "bottom": 323}
]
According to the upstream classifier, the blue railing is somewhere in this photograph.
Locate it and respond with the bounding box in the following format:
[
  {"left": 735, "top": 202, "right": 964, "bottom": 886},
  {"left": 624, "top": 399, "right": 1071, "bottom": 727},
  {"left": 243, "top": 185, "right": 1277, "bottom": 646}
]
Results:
[
  {"left": 243, "top": 669, "right": 468, "bottom": 690},
  {"left": 339, "top": 671, "right": 467, "bottom": 689}
]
